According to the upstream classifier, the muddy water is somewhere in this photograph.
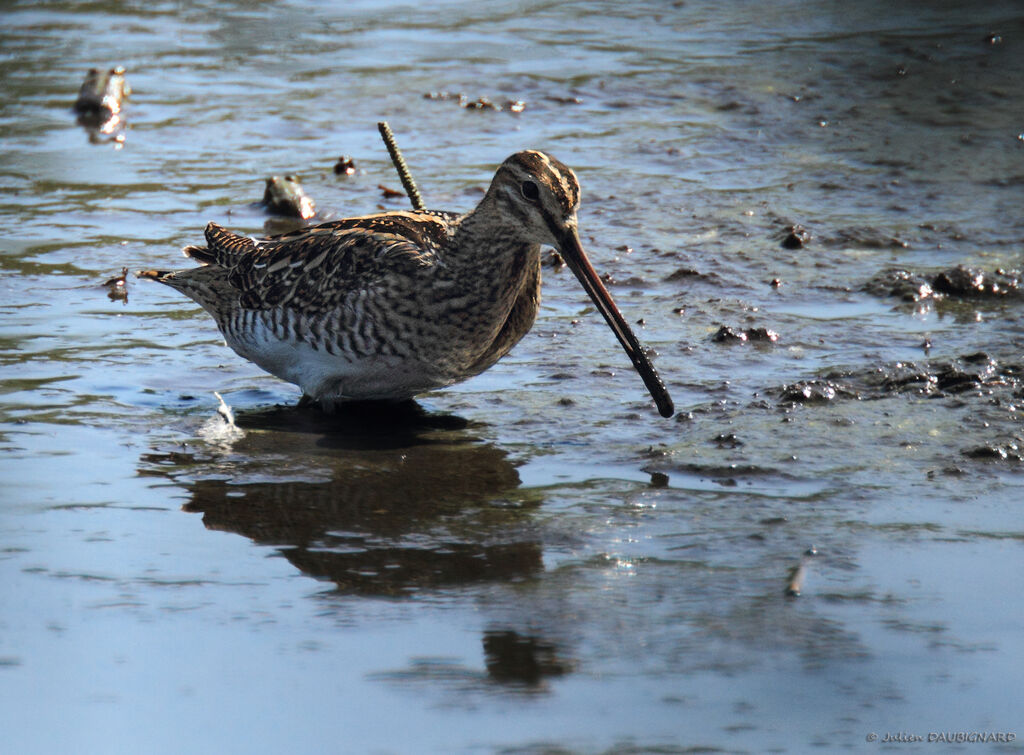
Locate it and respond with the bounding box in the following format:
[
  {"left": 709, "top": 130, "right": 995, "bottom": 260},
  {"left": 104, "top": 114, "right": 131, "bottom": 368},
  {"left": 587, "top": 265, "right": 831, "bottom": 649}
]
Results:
[{"left": 2, "top": 1, "right": 1024, "bottom": 752}]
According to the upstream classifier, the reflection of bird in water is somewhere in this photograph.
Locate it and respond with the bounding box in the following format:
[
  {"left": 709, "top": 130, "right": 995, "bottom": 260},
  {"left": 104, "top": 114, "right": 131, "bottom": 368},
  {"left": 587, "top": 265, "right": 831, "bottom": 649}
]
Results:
[
  {"left": 142, "top": 405, "right": 541, "bottom": 595},
  {"left": 374, "top": 628, "right": 575, "bottom": 691},
  {"left": 140, "top": 151, "right": 673, "bottom": 417},
  {"left": 483, "top": 629, "right": 574, "bottom": 687},
  {"left": 143, "top": 404, "right": 576, "bottom": 688}
]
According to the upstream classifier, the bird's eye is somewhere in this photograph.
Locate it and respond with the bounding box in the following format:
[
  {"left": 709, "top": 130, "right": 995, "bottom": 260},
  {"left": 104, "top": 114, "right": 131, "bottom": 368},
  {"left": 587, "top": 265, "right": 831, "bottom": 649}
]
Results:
[{"left": 520, "top": 180, "right": 540, "bottom": 201}]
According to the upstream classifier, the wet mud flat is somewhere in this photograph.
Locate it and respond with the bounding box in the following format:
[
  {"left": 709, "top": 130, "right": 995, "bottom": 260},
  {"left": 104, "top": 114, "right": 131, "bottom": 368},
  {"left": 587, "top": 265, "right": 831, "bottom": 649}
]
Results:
[{"left": 3, "top": 1, "right": 1024, "bottom": 753}]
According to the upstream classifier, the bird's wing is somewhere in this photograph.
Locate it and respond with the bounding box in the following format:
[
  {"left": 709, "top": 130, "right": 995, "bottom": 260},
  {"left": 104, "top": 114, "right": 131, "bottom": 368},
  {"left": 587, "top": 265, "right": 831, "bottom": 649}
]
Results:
[{"left": 185, "top": 211, "right": 459, "bottom": 312}]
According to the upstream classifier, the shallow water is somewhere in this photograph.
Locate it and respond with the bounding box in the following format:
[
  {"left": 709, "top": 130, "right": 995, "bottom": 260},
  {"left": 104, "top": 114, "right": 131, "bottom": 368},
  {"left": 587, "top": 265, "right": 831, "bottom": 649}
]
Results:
[{"left": 2, "top": 1, "right": 1024, "bottom": 752}]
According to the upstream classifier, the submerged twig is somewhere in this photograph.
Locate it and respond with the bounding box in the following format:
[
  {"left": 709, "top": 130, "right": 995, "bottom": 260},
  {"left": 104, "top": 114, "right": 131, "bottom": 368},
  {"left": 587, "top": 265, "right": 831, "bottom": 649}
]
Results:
[{"left": 377, "top": 121, "right": 425, "bottom": 212}]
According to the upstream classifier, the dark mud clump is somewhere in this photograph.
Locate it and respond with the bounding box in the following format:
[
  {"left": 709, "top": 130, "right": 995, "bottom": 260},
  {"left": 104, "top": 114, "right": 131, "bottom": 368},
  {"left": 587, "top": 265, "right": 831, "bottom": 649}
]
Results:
[
  {"left": 825, "top": 226, "right": 909, "bottom": 250},
  {"left": 712, "top": 325, "right": 779, "bottom": 344},
  {"left": 932, "top": 266, "right": 1020, "bottom": 298},
  {"left": 769, "top": 353, "right": 1024, "bottom": 465},
  {"left": 866, "top": 352, "right": 1024, "bottom": 398},
  {"left": 779, "top": 352, "right": 1022, "bottom": 403},
  {"left": 711, "top": 432, "right": 744, "bottom": 448},
  {"left": 864, "top": 265, "right": 1022, "bottom": 303},
  {"left": 664, "top": 266, "right": 722, "bottom": 287},
  {"left": 774, "top": 379, "right": 858, "bottom": 405},
  {"left": 863, "top": 268, "right": 935, "bottom": 302},
  {"left": 962, "top": 439, "right": 1024, "bottom": 462}
]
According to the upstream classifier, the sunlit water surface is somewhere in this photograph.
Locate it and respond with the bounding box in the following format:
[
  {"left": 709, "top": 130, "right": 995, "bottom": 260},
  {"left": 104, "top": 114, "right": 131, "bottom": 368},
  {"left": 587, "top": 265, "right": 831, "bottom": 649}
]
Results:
[{"left": 2, "top": 1, "right": 1023, "bottom": 752}]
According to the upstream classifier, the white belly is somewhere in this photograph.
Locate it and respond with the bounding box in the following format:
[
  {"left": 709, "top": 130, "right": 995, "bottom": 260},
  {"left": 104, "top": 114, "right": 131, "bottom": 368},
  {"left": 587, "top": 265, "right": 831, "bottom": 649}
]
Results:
[{"left": 224, "top": 324, "right": 450, "bottom": 402}]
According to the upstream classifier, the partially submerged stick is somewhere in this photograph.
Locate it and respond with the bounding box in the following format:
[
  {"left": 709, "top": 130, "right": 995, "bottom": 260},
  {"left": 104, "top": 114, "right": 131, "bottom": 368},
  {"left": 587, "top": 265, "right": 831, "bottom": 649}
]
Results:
[
  {"left": 377, "top": 121, "right": 425, "bottom": 212},
  {"left": 785, "top": 561, "right": 806, "bottom": 597},
  {"left": 785, "top": 546, "right": 817, "bottom": 597}
]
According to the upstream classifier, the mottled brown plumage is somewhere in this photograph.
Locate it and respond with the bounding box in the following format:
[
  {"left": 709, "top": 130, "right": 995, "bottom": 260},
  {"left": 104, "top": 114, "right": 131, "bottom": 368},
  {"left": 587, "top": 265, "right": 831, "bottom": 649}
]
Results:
[{"left": 140, "top": 151, "right": 673, "bottom": 417}]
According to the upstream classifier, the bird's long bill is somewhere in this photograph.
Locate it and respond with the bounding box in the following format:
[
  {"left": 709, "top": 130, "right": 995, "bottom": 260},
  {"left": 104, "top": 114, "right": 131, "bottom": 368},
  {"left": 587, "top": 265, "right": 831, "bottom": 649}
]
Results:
[{"left": 558, "top": 228, "right": 675, "bottom": 418}]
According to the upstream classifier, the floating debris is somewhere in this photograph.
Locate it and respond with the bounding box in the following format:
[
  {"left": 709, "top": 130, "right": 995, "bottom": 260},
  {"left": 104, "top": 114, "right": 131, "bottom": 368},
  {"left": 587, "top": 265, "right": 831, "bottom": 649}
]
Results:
[
  {"left": 74, "top": 66, "right": 130, "bottom": 120},
  {"left": 785, "top": 547, "right": 818, "bottom": 597},
  {"left": 377, "top": 184, "right": 405, "bottom": 200},
  {"left": 785, "top": 561, "right": 806, "bottom": 597},
  {"left": 544, "top": 250, "right": 566, "bottom": 269},
  {"left": 333, "top": 155, "right": 357, "bottom": 175},
  {"left": 465, "top": 96, "right": 500, "bottom": 111},
  {"left": 102, "top": 266, "right": 129, "bottom": 303},
  {"left": 261, "top": 175, "right": 316, "bottom": 219},
  {"left": 780, "top": 223, "right": 811, "bottom": 249},
  {"left": 423, "top": 91, "right": 526, "bottom": 113},
  {"left": 102, "top": 267, "right": 128, "bottom": 288},
  {"left": 73, "top": 66, "right": 130, "bottom": 146}
]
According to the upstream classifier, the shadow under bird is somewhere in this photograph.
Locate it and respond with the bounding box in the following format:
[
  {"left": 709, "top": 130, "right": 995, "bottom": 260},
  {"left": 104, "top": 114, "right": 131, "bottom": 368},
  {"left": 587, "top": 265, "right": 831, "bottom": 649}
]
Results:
[{"left": 140, "top": 150, "right": 674, "bottom": 418}]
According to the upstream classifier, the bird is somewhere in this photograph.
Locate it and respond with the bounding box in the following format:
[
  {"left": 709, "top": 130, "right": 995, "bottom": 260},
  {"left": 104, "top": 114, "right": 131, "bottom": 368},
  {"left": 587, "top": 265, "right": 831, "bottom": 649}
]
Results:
[{"left": 139, "top": 150, "right": 674, "bottom": 418}]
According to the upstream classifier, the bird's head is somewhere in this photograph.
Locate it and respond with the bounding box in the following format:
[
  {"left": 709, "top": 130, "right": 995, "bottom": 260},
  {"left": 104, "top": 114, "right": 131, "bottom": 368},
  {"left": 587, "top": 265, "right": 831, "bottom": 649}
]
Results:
[
  {"left": 489, "top": 150, "right": 581, "bottom": 249},
  {"left": 485, "top": 150, "right": 674, "bottom": 418}
]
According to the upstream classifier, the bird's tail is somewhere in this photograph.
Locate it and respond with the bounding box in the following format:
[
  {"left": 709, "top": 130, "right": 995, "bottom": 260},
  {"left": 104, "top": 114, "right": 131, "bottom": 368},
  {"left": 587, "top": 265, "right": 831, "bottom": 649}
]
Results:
[
  {"left": 136, "top": 265, "right": 236, "bottom": 321},
  {"left": 182, "top": 244, "right": 218, "bottom": 265},
  {"left": 183, "top": 222, "right": 257, "bottom": 268}
]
